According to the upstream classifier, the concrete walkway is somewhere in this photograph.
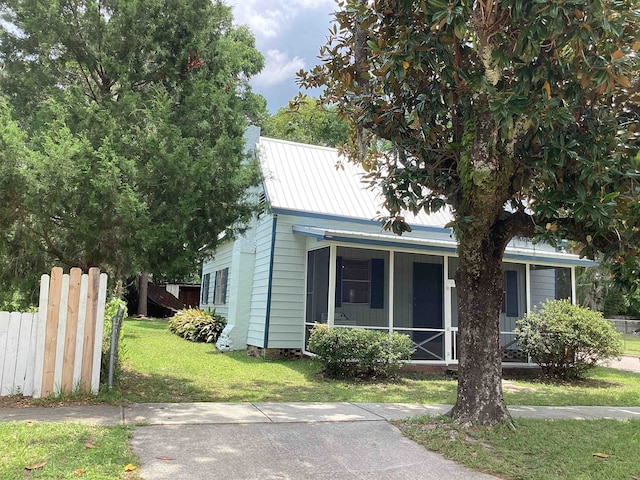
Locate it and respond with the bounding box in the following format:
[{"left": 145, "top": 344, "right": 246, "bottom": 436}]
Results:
[
  {"left": 2, "top": 403, "right": 640, "bottom": 480},
  {"left": 2, "top": 402, "right": 640, "bottom": 425}
]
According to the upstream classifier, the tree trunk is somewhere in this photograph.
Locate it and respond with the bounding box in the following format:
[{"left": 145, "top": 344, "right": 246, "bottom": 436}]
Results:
[
  {"left": 449, "top": 231, "right": 512, "bottom": 426},
  {"left": 137, "top": 272, "right": 149, "bottom": 317}
]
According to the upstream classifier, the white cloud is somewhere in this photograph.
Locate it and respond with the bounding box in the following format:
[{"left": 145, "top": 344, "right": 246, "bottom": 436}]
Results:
[
  {"left": 252, "top": 49, "right": 305, "bottom": 87},
  {"left": 229, "top": 0, "right": 335, "bottom": 38}
]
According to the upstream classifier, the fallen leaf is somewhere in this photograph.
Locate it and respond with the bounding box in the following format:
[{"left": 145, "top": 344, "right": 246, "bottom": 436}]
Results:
[
  {"left": 85, "top": 442, "right": 96, "bottom": 449},
  {"left": 74, "top": 468, "right": 86, "bottom": 475},
  {"left": 470, "top": 452, "right": 478, "bottom": 458},
  {"left": 156, "top": 456, "right": 174, "bottom": 461},
  {"left": 124, "top": 464, "right": 137, "bottom": 472},
  {"left": 612, "top": 50, "right": 624, "bottom": 60},
  {"left": 25, "top": 461, "right": 47, "bottom": 471},
  {"left": 592, "top": 453, "right": 610, "bottom": 458}
]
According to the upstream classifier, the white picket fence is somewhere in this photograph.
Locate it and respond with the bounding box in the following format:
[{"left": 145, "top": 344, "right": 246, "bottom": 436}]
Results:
[{"left": 0, "top": 267, "right": 108, "bottom": 398}]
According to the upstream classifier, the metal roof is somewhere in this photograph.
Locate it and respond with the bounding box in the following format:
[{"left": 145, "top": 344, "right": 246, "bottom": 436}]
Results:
[
  {"left": 257, "top": 137, "right": 453, "bottom": 228},
  {"left": 293, "top": 226, "right": 596, "bottom": 266}
]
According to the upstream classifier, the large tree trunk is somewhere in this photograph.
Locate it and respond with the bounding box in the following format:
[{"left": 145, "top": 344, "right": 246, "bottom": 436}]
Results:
[
  {"left": 137, "top": 272, "right": 149, "bottom": 317},
  {"left": 449, "top": 230, "right": 512, "bottom": 426}
]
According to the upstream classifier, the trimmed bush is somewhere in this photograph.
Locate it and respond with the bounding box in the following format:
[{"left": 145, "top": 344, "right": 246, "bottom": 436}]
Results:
[
  {"left": 168, "top": 308, "right": 226, "bottom": 343},
  {"left": 515, "top": 299, "right": 623, "bottom": 379},
  {"left": 307, "top": 324, "right": 414, "bottom": 379}
]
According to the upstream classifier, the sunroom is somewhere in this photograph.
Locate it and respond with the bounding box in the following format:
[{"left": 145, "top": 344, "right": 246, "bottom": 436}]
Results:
[{"left": 299, "top": 227, "right": 587, "bottom": 365}]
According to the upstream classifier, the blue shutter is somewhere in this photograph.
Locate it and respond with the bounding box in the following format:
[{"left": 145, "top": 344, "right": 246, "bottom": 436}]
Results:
[
  {"left": 335, "top": 256, "right": 343, "bottom": 307},
  {"left": 222, "top": 268, "right": 229, "bottom": 304},
  {"left": 212, "top": 271, "right": 218, "bottom": 304},
  {"left": 505, "top": 270, "right": 518, "bottom": 317},
  {"left": 202, "top": 273, "right": 210, "bottom": 304},
  {"left": 370, "top": 258, "right": 384, "bottom": 309}
]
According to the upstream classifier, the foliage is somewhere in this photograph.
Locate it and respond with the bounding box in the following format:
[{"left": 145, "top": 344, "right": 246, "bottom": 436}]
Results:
[
  {"left": 168, "top": 308, "right": 226, "bottom": 344},
  {"left": 299, "top": 0, "right": 640, "bottom": 424},
  {"left": 100, "top": 298, "right": 128, "bottom": 387},
  {"left": 261, "top": 95, "right": 348, "bottom": 147},
  {"left": 307, "top": 324, "right": 414, "bottom": 379},
  {"left": 0, "top": 0, "right": 266, "bottom": 298},
  {"left": 603, "top": 289, "right": 630, "bottom": 317},
  {"left": 516, "top": 300, "right": 623, "bottom": 379}
]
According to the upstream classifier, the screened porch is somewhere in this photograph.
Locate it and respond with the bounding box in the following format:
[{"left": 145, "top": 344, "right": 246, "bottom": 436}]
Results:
[{"left": 303, "top": 245, "right": 575, "bottom": 364}]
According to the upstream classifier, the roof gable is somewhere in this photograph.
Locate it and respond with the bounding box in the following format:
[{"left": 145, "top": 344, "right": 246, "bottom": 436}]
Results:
[{"left": 257, "top": 136, "right": 452, "bottom": 228}]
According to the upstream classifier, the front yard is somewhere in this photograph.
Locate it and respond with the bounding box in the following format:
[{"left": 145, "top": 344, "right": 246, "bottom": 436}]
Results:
[
  {"left": 2, "top": 318, "right": 639, "bottom": 480},
  {"left": 118, "top": 318, "right": 640, "bottom": 407}
]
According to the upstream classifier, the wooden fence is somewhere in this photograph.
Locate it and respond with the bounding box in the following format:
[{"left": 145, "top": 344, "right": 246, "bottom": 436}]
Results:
[{"left": 0, "top": 267, "right": 108, "bottom": 398}]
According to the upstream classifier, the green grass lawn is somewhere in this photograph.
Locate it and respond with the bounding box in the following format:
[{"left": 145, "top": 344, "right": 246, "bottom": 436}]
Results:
[
  {"left": 0, "top": 422, "right": 139, "bottom": 480},
  {"left": 116, "top": 318, "right": 640, "bottom": 406},
  {"left": 622, "top": 333, "right": 640, "bottom": 355},
  {"left": 396, "top": 417, "right": 640, "bottom": 480}
]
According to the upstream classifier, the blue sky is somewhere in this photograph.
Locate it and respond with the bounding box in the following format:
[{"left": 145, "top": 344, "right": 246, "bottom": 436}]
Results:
[{"left": 228, "top": 0, "right": 337, "bottom": 113}]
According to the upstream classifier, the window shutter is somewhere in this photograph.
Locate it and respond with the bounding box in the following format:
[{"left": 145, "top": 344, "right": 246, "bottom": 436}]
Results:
[
  {"left": 335, "top": 256, "right": 343, "bottom": 307},
  {"left": 505, "top": 270, "right": 518, "bottom": 317},
  {"left": 222, "top": 268, "right": 229, "bottom": 304},
  {"left": 212, "top": 272, "right": 218, "bottom": 305},
  {"left": 202, "top": 274, "right": 210, "bottom": 304},
  {"left": 370, "top": 258, "right": 384, "bottom": 309}
]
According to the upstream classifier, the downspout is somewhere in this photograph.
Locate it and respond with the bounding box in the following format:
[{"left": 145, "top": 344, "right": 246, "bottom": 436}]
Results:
[{"left": 264, "top": 215, "right": 278, "bottom": 348}]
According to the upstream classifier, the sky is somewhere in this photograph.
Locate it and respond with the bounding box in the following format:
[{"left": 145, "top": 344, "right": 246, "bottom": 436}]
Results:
[{"left": 227, "top": 0, "right": 338, "bottom": 113}]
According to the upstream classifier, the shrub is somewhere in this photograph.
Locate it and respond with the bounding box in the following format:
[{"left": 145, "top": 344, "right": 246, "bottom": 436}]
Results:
[
  {"left": 307, "top": 324, "right": 414, "bottom": 379},
  {"left": 515, "top": 299, "right": 623, "bottom": 379},
  {"left": 168, "top": 308, "right": 226, "bottom": 343}
]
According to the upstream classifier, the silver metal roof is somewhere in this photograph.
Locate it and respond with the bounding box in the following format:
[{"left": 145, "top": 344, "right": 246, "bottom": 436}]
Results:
[{"left": 257, "top": 137, "right": 453, "bottom": 228}]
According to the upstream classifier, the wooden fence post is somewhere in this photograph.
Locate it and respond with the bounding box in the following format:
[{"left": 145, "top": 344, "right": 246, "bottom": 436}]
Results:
[{"left": 41, "top": 267, "right": 63, "bottom": 397}]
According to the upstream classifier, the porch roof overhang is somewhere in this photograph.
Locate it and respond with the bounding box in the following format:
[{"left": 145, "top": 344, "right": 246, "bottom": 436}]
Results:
[{"left": 292, "top": 225, "right": 596, "bottom": 267}]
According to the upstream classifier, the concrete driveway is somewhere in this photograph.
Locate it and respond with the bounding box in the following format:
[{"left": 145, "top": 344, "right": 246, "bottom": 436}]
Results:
[
  {"left": 129, "top": 402, "right": 497, "bottom": 479},
  {"left": 131, "top": 421, "right": 497, "bottom": 480}
]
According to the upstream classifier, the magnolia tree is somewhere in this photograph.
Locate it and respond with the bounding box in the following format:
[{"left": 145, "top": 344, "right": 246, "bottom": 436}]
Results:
[{"left": 300, "top": 0, "right": 640, "bottom": 425}]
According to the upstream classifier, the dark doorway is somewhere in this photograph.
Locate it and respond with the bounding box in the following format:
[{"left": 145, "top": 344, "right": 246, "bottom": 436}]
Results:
[{"left": 412, "top": 263, "right": 444, "bottom": 360}]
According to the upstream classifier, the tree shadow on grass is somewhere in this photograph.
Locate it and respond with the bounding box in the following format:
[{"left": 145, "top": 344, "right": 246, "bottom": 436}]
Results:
[
  {"left": 118, "top": 350, "right": 459, "bottom": 404},
  {"left": 119, "top": 370, "right": 217, "bottom": 403}
]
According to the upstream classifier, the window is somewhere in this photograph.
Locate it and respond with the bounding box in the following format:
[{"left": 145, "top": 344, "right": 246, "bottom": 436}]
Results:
[
  {"left": 502, "top": 270, "right": 518, "bottom": 317},
  {"left": 335, "top": 257, "right": 384, "bottom": 309},
  {"left": 213, "top": 268, "right": 228, "bottom": 305},
  {"left": 201, "top": 273, "right": 210, "bottom": 304},
  {"left": 341, "top": 259, "right": 370, "bottom": 304}
]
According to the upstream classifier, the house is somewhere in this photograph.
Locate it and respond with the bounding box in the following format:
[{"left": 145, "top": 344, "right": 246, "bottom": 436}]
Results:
[{"left": 200, "top": 128, "right": 593, "bottom": 365}]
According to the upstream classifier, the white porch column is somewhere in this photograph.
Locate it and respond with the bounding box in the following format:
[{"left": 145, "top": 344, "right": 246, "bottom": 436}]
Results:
[
  {"left": 388, "top": 251, "right": 395, "bottom": 333},
  {"left": 571, "top": 266, "right": 577, "bottom": 305},
  {"left": 443, "top": 256, "right": 451, "bottom": 362},
  {"left": 327, "top": 244, "right": 337, "bottom": 327},
  {"left": 525, "top": 263, "right": 532, "bottom": 313}
]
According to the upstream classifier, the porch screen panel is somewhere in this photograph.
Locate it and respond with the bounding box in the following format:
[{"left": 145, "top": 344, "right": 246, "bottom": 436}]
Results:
[
  {"left": 305, "top": 247, "right": 330, "bottom": 347},
  {"left": 333, "top": 247, "right": 389, "bottom": 328},
  {"left": 530, "top": 265, "right": 572, "bottom": 311},
  {"left": 370, "top": 258, "right": 384, "bottom": 309}
]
